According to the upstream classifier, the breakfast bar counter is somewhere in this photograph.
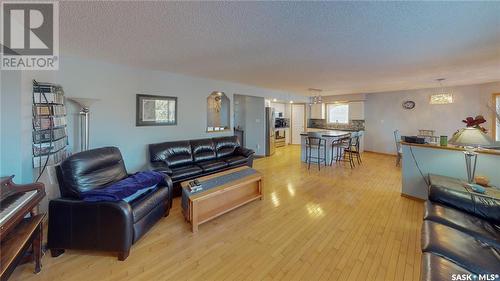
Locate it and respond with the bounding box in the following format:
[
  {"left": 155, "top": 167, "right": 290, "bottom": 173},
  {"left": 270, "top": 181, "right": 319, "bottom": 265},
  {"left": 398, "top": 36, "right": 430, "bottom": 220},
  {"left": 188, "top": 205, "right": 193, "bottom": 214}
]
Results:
[
  {"left": 401, "top": 141, "right": 500, "bottom": 156},
  {"left": 299, "top": 130, "right": 351, "bottom": 138},
  {"left": 299, "top": 130, "right": 360, "bottom": 164},
  {"left": 401, "top": 142, "right": 500, "bottom": 200}
]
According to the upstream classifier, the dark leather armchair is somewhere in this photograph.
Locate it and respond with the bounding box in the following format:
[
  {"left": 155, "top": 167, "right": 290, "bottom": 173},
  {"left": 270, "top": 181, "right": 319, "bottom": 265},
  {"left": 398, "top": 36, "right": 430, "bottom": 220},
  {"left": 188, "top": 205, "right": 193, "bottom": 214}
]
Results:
[
  {"left": 47, "top": 147, "right": 173, "bottom": 261},
  {"left": 149, "top": 136, "right": 255, "bottom": 196}
]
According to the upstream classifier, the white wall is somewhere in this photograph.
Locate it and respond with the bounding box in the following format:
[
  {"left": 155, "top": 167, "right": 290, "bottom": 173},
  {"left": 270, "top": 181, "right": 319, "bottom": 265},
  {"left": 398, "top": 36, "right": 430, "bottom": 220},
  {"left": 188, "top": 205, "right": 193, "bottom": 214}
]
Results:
[{"left": 364, "top": 82, "right": 500, "bottom": 154}]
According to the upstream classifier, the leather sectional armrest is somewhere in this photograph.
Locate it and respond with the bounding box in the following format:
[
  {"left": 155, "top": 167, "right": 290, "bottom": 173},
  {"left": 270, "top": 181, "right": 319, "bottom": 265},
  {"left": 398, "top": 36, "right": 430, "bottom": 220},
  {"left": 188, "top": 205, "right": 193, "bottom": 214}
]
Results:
[
  {"left": 157, "top": 175, "right": 173, "bottom": 209},
  {"left": 47, "top": 198, "right": 134, "bottom": 253},
  {"left": 149, "top": 161, "right": 173, "bottom": 176},
  {"left": 236, "top": 147, "right": 255, "bottom": 157}
]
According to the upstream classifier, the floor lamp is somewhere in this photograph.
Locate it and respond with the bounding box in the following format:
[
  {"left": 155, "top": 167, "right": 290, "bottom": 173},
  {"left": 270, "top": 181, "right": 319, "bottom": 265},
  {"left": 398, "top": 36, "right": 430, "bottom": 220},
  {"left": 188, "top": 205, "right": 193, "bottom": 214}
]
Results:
[
  {"left": 68, "top": 98, "right": 99, "bottom": 152},
  {"left": 448, "top": 127, "right": 493, "bottom": 184}
]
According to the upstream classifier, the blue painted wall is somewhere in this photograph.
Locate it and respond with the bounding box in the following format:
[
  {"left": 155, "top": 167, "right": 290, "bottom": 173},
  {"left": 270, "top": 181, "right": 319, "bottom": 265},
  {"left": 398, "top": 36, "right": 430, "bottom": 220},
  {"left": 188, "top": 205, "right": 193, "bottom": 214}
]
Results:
[
  {"left": 1, "top": 56, "right": 307, "bottom": 211},
  {"left": 1, "top": 71, "right": 26, "bottom": 182}
]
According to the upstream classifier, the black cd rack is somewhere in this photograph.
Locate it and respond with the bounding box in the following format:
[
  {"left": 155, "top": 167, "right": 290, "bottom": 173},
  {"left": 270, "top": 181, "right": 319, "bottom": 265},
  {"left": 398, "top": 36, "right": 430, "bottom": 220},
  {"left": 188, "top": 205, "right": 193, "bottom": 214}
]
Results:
[{"left": 32, "top": 80, "right": 69, "bottom": 177}]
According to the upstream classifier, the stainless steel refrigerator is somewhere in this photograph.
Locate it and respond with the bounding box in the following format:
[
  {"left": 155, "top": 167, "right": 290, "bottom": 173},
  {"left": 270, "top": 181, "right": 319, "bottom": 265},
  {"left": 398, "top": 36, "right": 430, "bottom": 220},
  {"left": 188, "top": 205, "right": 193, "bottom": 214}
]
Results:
[{"left": 265, "top": 107, "right": 275, "bottom": 156}]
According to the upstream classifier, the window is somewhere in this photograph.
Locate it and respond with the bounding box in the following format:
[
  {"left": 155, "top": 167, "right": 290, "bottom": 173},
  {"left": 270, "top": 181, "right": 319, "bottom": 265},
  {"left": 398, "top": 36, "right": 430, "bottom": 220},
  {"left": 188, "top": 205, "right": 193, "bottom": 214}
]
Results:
[
  {"left": 495, "top": 94, "right": 500, "bottom": 141},
  {"left": 327, "top": 103, "right": 349, "bottom": 124}
]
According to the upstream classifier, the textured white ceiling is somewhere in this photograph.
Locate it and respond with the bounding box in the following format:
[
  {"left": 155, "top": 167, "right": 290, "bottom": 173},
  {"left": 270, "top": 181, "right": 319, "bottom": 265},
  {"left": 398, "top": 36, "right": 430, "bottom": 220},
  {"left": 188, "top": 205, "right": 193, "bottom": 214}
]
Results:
[{"left": 59, "top": 1, "right": 500, "bottom": 95}]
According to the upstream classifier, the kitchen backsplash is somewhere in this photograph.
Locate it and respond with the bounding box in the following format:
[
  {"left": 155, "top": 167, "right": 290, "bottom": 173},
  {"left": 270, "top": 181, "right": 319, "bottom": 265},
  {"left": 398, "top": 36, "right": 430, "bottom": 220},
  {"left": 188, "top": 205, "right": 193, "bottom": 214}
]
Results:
[{"left": 308, "top": 119, "right": 365, "bottom": 131}]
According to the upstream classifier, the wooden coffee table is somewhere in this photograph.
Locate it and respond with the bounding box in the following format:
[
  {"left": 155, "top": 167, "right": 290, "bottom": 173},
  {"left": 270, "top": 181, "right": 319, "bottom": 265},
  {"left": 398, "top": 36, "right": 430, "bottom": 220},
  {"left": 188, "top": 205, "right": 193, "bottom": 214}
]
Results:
[{"left": 181, "top": 166, "right": 263, "bottom": 233}]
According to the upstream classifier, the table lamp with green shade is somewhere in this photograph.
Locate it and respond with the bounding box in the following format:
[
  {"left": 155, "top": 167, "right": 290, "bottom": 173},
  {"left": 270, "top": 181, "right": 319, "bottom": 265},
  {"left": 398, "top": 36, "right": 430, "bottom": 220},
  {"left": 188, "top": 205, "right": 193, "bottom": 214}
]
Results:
[{"left": 448, "top": 127, "right": 494, "bottom": 185}]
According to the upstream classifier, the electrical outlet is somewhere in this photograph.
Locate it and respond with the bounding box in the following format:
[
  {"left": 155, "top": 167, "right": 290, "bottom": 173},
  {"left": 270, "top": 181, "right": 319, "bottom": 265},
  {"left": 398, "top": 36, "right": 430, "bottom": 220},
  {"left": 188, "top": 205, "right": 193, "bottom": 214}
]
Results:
[{"left": 256, "top": 144, "right": 260, "bottom": 151}]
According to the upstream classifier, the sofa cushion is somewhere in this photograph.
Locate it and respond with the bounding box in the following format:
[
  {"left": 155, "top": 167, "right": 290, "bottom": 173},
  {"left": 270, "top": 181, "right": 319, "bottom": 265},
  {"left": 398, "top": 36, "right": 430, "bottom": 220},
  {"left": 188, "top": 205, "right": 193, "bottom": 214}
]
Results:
[
  {"left": 170, "top": 165, "right": 203, "bottom": 182},
  {"left": 149, "top": 141, "right": 193, "bottom": 168},
  {"left": 197, "top": 159, "right": 228, "bottom": 173},
  {"left": 429, "top": 174, "right": 500, "bottom": 224},
  {"left": 213, "top": 136, "right": 240, "bottom": 158},
  {"left": 149, "top": 161, "right": 173, "bottom": 176},
  {"left": 421, "top": 253, "right": 472, "bottom": 281},
  {"left": 57, "top": 147, "right": 128, "bottom": 198},
  {"left": 191, "top": 138, "right": 216, "bottom": 162},
  {"left": 424, "top": 201, "right": 500, "bottom": 248},
  {"left": 222, "top": 155, "right": 248, "bottom": 167},
  {"left": 421, "top": 221, "right": 500, "bottom": 274},
  {"left": 130, "top": 186, "right": 169, "bottom": 223}
]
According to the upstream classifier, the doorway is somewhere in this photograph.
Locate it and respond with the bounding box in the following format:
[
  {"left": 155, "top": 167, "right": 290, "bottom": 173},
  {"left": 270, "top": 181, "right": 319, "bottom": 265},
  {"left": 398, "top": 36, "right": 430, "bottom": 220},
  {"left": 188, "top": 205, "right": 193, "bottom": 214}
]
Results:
[
  {"left": 291, "top": 104, "right": 305, "bottom": 144},
  {"left": 233, "top": 94, "right": 266, "bottom": 156}
]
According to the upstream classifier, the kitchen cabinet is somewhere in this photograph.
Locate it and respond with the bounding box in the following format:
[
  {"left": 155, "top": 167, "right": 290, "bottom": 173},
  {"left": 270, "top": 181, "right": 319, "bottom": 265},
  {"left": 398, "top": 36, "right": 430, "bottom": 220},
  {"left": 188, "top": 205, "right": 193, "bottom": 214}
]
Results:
[
  {"left": 284, "top": 104, "right": 291, "bottom": 118},
  {"left": 275, "top": 128, "right": 290, "bottom": 147},
  {"left": 310, "top": 103, "right": 325, "bottom": 119},
  {"left": 271, "top": 102, "right": 287, "bottom": 117},
  {"left": 348, "top": 101, "right": 364, "bottom": 120}
]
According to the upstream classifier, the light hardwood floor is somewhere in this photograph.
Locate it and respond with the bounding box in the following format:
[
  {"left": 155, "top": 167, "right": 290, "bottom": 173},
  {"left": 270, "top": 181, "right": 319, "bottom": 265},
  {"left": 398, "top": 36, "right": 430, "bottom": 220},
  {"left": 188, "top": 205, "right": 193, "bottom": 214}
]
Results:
[{"left": 11, "top": 145, "right": 423, "bottom": 281}]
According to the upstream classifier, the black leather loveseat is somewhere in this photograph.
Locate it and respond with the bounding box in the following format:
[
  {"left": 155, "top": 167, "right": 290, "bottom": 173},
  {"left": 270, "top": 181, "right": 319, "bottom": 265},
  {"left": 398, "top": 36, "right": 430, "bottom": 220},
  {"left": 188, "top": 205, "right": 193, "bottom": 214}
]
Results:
[
  {"left": 421, "top": 174, "right": 499, "bottom": 280},
  {"left": 149, "top": 136, "right": 255, "bottom": 196},
  {"left": 47, "top": 147, "right": 173, "bottom": 261}
]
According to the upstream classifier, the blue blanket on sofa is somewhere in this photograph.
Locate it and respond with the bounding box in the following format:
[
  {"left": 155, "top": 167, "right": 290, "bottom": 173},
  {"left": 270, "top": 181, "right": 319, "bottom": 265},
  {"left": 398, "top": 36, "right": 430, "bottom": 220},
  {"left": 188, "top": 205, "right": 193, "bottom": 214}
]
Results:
[{"left": 81, "top": 171, "right": 165, "bottom": 202}]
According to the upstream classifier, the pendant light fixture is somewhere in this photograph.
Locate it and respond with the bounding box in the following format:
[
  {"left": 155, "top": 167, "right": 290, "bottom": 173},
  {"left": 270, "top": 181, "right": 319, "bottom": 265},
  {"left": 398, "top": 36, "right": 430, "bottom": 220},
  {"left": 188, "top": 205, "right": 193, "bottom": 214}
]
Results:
[
  {"left": 430, "top": 78, "right": 454, "bottom": 104},
  {"left": 309, "top": 88, "right": 323, "bottom": 104}
]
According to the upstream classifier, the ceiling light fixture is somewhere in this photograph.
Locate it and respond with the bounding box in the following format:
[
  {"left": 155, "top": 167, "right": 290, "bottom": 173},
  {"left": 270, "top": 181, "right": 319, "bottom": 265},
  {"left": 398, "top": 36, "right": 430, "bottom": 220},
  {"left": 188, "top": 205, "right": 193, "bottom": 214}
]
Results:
[
  {"left": 309, "top": 88, "right": 323, "bottom": 104},
  {"left": 430, "top": 78, "right": 453, "bottom": 104}
]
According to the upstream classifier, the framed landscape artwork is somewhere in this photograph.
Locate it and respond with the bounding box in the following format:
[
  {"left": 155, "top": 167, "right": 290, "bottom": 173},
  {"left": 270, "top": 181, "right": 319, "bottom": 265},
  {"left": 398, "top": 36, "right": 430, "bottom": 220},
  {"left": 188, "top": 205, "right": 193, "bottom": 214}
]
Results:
[{"left": 136, "top": 94, "right": 177, "bottom": 126}]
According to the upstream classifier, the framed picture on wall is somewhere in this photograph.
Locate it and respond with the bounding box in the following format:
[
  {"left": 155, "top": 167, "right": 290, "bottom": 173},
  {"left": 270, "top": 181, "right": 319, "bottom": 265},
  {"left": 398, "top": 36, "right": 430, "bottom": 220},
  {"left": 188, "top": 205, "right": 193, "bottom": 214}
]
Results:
[{"left": 136, "top": 94, "right": 177, "bottom": 126}]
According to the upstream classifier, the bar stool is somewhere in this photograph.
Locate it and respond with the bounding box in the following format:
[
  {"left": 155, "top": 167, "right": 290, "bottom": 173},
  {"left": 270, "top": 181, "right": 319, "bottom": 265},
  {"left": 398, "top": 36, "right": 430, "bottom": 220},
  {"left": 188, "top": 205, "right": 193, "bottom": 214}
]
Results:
[
  {"left": 394, "top": 130, "right": 402, "bottom": 166},
  {"left": 346, "top": 132, "right": 362, "bottom": 165},
  {"left": 305, "top": 132, "right": 327, "bottom": 170},
  {"left": 330, "top": 137, "right": 345, "bottom": 166},
  {"left": 335, "top": 134, "right": 355, "bottom": 168}
]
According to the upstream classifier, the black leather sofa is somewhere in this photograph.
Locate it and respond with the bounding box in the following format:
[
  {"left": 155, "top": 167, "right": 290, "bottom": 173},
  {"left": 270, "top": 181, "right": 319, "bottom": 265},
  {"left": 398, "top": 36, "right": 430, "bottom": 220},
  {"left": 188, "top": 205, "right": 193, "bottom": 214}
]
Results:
[
  {"left": 421, "top": 174, "right": 499, "bottom": 280},
  {"left": 149, "top": 136, "right": 255, "bottom": 196},
  {"left": 47, "top": 147, "right": 173, "bottom": 261}
]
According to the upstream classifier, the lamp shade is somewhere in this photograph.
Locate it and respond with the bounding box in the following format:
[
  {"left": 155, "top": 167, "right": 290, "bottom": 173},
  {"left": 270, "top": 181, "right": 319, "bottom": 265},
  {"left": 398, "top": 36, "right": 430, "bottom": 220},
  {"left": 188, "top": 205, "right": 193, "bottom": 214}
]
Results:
[
  {"left": 449, "top": 127, "right": 493, "bottom": 147},
  {"left": 68, "top": 97, "right": 100, "bottom": 109}
]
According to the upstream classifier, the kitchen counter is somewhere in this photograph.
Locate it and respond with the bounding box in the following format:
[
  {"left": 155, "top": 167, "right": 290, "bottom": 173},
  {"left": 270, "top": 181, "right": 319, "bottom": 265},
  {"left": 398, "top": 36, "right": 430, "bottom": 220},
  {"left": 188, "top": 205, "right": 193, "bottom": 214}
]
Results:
[
  {"left": 307, "top": 127, "right": 364, "bottom": 132},
  {"left": 300, "top": 130, "right": 351, "bottom": 138},
  {"left": 401, "top": 142, "right": 500, "bottom": 200},
  {"left": 401, "top": 141, "right": 500, "bottom": 156},
  {"left": 299, "top": 129, "right": 364, "bottom": 164}
]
